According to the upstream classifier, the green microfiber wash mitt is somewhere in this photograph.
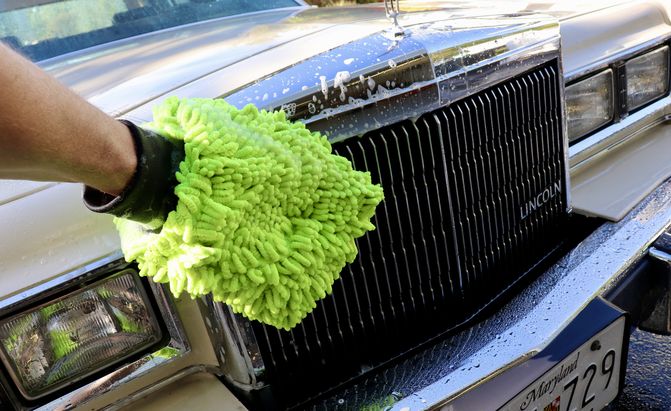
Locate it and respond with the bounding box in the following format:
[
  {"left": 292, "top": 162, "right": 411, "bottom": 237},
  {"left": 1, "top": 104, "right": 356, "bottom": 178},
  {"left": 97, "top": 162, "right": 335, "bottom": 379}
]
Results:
[{"left": 115, "top": 97, "right": 384, "bottom": 330}]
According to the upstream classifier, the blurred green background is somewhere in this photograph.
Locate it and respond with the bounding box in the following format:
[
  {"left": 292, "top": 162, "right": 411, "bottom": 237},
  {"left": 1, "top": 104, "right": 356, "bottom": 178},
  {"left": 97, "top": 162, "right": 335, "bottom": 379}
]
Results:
[{"left": 304, "top": 0, "right": 381, "bottom": 6}]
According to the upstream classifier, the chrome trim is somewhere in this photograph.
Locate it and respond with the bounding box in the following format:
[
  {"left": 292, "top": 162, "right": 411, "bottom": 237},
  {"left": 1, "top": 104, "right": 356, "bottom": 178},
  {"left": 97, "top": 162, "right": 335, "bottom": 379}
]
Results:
[
  {"left": 649, "top": 247, "right": 671, "bottom": 264},
  {"left": 0, "top": 256, "right": 190, "bottom": 411},
  {"left": 197, "top": 296, "right": 265, "bottom": 391},
  {"left": 222, "top": 14, "right": 561, "bottom": 143},
  {"left": 384, "top": 0, "right": 401, "bottom": 21},
  {"left": 557, "top": 37, "right": 572, "bottom": 212},
  {"left": 384, "top": 0, "right": 404, "bottom": 36},
  {"left": 569, "top": 96, "right": 671, "bottom": 170},
  {"left": 386, "top": 176, "right": 671, "bottom": 410}
]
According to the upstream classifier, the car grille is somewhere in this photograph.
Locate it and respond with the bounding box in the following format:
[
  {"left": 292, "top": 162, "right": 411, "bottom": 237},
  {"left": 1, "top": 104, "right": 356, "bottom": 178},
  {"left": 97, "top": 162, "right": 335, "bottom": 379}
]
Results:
[{"left": 247, "top": 60, "right": 568, "bottom": 407}]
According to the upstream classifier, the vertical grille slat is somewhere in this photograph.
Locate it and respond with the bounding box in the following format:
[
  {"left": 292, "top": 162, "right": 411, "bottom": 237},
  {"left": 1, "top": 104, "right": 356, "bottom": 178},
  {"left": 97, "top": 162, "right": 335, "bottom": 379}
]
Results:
[
  {"left": 355, "top": 141, "right": 409, "bottom": 329},
  {"left": 343, "top": 143, "right": 384, "bottom": 341},
  {"left": 387, "top": 128, "right": 429, "bottom": 313},
  {"left": 347, "top": 144, "right": 386, "bottom": 334},
  {"left": 248, "top": 60, "right": 568, "bottom": 406},
  {"left": 341, "top": 261, "right": 366, "bottom": 340},
  {"left": 409, "top": 120, "right": 449, "bottom": 301},
  {"left": 429, "top": 113, "right": 467, "bottom": 295},
  {"left": 471, "top": 98, "right": 495, "bottom": 275},
  {"left": 375, "top": 135, "right": 419, "bottom": 317},
  {"left": 399, "top": 124, "right": 439, "bottom": 310},
  {"left": 419, "top": 115, "right": 460, "bottom": 296}
]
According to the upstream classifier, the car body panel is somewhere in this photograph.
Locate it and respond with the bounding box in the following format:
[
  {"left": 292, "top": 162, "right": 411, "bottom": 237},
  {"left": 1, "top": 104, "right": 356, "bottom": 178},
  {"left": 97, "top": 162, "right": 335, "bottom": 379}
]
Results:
[
  {"left": 572, "top": 119, "right": 671, "bottom": 221},
  {"left": 561, "top": 0, "right": 671, "bottom": 81},
  {"left": 41, "top": 6, "right": 314, "bottom": 117},
  {"left": 119, "top": 373, "right": 246, "bottom": 411},
  {"left": 0, "top": 183, "right": 118, "bottom": 301}
]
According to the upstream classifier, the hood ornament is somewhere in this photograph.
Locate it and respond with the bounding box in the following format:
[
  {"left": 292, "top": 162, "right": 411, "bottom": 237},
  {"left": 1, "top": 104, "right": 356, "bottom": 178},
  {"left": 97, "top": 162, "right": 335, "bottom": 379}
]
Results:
[{"left": 384, "top": 0, "right": 405, "bottom": 37}]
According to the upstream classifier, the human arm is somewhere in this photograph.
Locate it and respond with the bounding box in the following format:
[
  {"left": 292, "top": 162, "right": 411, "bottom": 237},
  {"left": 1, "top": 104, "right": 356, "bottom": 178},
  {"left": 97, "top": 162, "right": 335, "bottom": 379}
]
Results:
[
  {"left": 0, "top": 43, "right": 182, "bottom": 224},
  {"left": 0, "top": 43, "right": 136, "bottom": 196}
]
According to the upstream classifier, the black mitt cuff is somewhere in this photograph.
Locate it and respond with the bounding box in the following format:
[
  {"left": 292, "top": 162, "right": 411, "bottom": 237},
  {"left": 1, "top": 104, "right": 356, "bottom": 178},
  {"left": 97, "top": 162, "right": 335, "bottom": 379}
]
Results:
[{"left": 83, "top": 119, "right": 183, "bottom": 225}]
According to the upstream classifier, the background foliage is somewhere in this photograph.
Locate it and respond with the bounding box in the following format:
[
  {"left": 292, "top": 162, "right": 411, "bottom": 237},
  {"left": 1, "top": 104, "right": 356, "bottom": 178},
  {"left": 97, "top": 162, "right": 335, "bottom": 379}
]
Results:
[{"left": 304, "top": 0, "right": 380, "bottom": 6}]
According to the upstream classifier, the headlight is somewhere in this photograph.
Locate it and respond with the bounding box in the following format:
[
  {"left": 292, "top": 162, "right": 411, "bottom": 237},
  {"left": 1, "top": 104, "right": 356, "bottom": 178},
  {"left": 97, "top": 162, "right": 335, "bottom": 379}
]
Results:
[
  {"left": 0, "top": 270, "right": 162, "bottom": 399},
  {"left": 566, "top": 69, "right": 614, "bottom": 142},
  {"left": 626, "top": 45, "right": 670, "bottom": 111}
]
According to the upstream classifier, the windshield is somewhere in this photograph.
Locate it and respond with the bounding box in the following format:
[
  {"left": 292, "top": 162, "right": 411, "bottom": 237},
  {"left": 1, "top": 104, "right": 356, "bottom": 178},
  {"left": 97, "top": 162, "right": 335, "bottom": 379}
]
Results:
[{"left": 0, "top": 0, "right": 300, "bottom": 62}]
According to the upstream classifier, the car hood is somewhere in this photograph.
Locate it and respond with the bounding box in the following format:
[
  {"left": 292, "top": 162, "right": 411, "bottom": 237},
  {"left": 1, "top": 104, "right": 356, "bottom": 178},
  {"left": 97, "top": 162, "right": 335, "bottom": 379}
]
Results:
[
  {"left": 41, "top": 5, "right": 391, "bottom": 117},
  {"left": 42, "top": 1, "right": 631, "bottom": 118}
]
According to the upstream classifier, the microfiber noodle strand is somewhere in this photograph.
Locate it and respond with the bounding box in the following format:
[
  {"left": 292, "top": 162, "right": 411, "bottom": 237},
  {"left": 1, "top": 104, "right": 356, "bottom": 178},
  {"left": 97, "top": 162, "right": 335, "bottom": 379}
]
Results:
[{"left": 114, "top": 97, "right": 384, "bottom": 330}]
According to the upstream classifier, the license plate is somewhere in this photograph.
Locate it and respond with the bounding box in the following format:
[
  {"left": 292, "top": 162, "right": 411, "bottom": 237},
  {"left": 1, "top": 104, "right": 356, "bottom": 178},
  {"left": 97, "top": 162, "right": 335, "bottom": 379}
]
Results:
[{"left": 500, "top": 316, "right": 625, "bottom": 411}]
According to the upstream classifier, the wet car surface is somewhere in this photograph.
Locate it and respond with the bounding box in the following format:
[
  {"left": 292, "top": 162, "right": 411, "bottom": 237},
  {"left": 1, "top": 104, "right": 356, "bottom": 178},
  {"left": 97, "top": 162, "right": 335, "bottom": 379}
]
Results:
[{"left": 613, "top": 327, "right": 671, "bottom": 410}]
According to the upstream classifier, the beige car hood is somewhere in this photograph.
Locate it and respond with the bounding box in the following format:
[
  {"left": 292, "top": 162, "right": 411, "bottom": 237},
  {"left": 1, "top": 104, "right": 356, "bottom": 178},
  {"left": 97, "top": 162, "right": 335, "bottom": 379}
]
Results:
[
  {"left": 40, "top": 1, "right": 636, "bottom": 118},
  {"left": 40, "top": 6, "right": 395, "bottom": 117}
]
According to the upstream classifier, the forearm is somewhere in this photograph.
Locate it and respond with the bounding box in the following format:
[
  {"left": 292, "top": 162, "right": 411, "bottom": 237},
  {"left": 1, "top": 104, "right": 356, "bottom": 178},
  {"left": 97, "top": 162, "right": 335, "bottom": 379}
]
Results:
[{"left": 0, "top": 44, "right": 136, "bottom": 195}]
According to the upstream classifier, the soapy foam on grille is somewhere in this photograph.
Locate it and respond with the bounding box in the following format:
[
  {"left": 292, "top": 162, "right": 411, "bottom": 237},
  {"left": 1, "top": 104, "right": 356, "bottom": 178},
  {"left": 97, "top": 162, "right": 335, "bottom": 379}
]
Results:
[{"left": 114, "top": 97, "right": 384, "bottom": 330}]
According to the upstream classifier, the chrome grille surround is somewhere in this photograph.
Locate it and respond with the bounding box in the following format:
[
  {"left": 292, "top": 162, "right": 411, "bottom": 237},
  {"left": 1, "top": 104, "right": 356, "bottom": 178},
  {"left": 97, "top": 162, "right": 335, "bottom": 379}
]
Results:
[{"left": 204, "top": 12, "right": 566, "bottom": 407}]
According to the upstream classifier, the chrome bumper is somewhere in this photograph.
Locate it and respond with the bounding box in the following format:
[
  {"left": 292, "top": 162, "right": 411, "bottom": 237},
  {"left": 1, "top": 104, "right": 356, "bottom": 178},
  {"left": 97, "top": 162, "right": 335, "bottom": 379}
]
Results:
[{"left": 305, "top": 176, "right": 671, "bottom": 410}]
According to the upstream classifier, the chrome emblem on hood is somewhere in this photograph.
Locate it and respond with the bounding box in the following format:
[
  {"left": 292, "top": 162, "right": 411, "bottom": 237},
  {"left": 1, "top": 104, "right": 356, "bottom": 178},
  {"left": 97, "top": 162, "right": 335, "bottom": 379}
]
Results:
[{"left": 384, "top": 0, "right": 404, "bottom": 36}]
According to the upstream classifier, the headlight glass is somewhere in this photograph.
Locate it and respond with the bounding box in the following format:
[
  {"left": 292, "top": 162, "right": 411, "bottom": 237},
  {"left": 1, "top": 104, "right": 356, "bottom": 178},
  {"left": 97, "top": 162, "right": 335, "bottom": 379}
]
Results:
[
  {"left": 0, "top": 270, "right": 162, "bottom": 399},
  {"left": 626, "top": 45, "right": 670, "bottom": 110},
  {"left": 566, "top": 69, "right": 614, "bottom": 142}
]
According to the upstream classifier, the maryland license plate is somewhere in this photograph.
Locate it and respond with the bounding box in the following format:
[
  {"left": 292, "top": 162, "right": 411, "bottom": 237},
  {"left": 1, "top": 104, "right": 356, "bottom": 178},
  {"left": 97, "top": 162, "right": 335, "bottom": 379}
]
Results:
[{"left": 500, "top": 316, "right": 626, "bottom": 411}]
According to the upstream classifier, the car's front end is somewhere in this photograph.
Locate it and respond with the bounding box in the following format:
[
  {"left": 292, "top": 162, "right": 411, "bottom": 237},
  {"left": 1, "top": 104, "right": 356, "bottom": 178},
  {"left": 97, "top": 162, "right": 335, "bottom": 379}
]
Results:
[{"left": 1, "top": 1, "right": 671, "bottom": 410}]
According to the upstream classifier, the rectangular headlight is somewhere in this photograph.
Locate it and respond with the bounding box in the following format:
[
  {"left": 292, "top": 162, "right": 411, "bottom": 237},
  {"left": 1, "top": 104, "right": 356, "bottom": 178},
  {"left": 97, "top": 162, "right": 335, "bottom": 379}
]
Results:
[
  {"left": 626, "top": 45, "right": 670, "bottom": 110},
  {"left": 566, "top": 69, "right": 614, "bottom": 142},
  {"left": 0, "top": 270, "right": 162, "bottom": 400}
]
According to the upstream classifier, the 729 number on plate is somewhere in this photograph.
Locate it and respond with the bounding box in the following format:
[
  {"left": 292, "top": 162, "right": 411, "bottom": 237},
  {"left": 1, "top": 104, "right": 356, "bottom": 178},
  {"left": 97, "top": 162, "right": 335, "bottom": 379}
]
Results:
[{"left": 501, "top": 316, "right": 625, "bottom": 411}]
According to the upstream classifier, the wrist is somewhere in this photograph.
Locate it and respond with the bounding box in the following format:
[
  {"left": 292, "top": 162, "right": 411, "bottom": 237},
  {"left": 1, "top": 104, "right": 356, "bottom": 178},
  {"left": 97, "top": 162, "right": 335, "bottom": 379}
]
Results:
[
  {"left": 95, "top": 120, "right": 138, "bottom": 196},
  {"left": 83, "top": 121, "right": 183, "bottom": 225}
]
